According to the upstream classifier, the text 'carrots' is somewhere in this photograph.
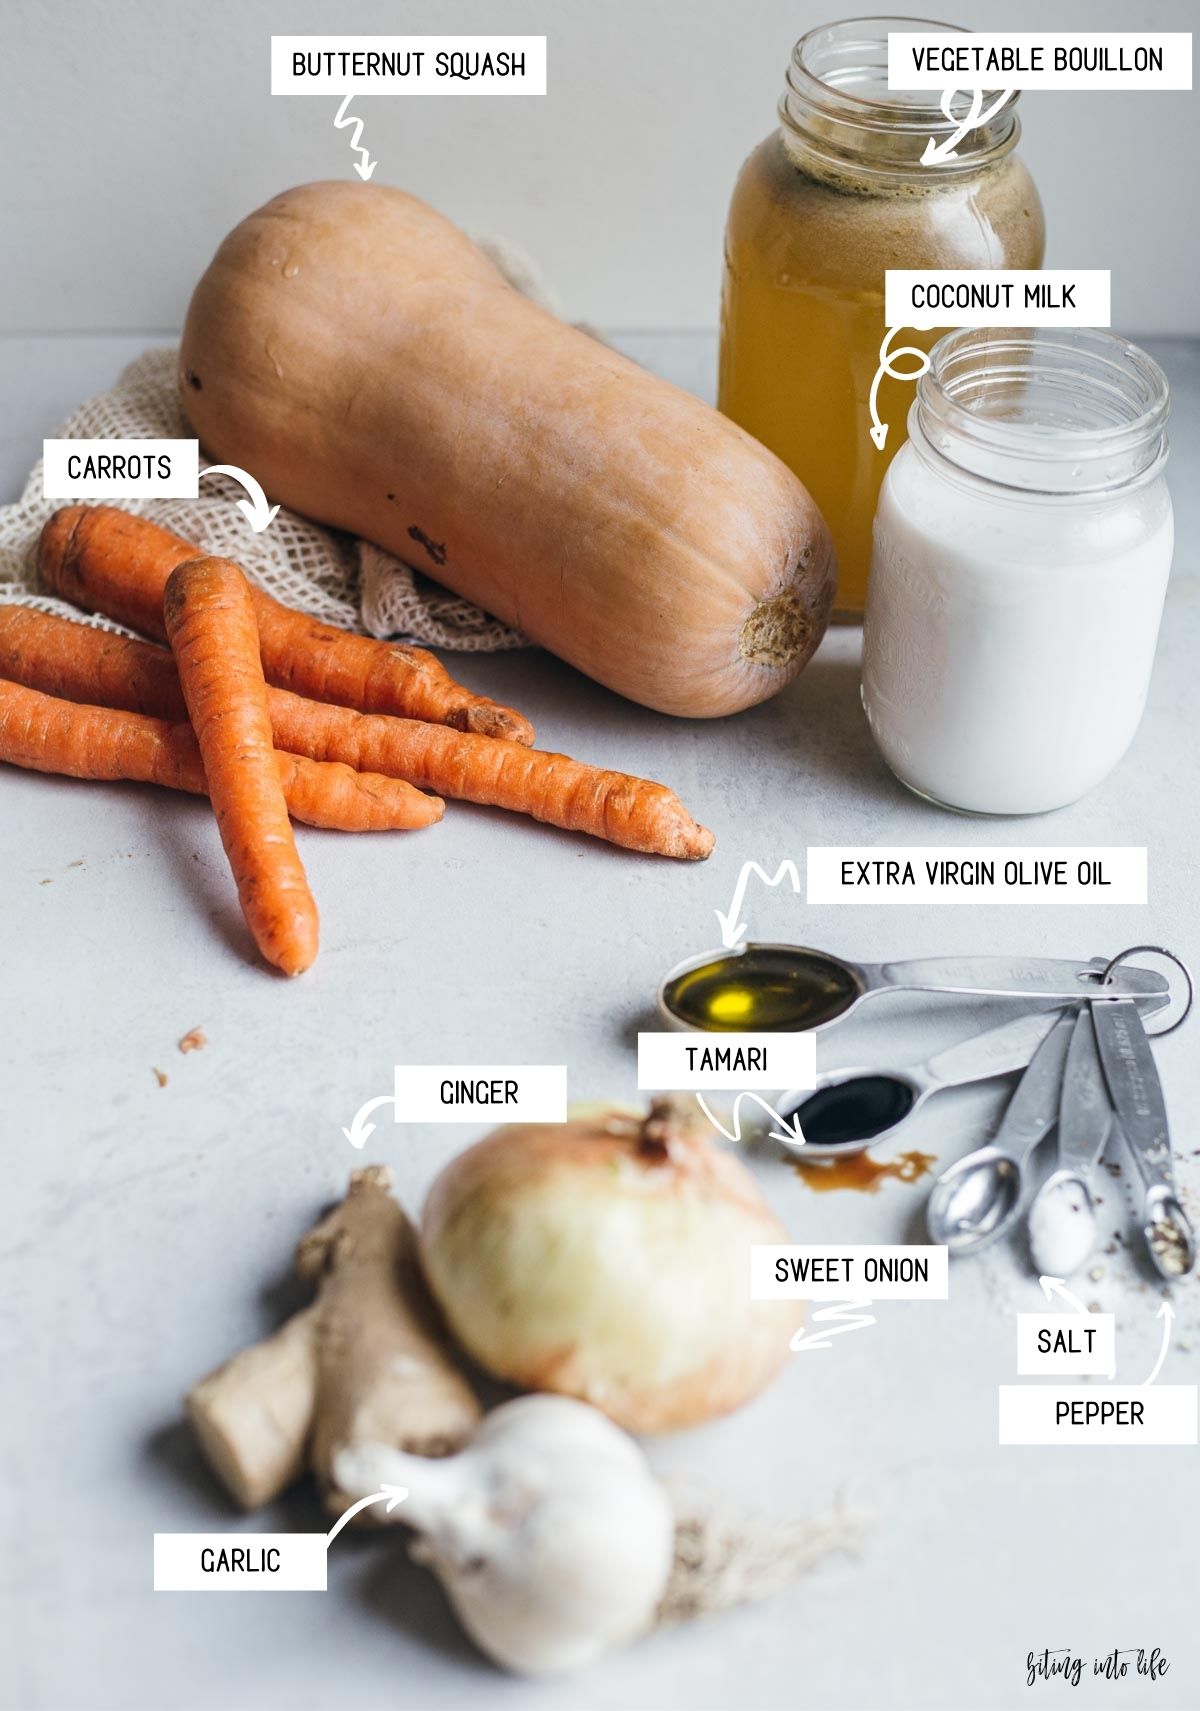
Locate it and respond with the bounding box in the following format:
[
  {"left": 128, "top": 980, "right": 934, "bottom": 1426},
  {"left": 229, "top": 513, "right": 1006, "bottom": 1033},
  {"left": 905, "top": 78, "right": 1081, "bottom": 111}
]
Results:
[
  {"left": 0, "top": 606, "right": 715, "bottom": 859},
  {"left": 0, "top": 676, "right": 444, "bottom": 832},
  {"left": 39, "top": 504, "right": 534, "bottom": 744},
  {"left": 164, "top": 557, "right": 319, "bottom": 976}
]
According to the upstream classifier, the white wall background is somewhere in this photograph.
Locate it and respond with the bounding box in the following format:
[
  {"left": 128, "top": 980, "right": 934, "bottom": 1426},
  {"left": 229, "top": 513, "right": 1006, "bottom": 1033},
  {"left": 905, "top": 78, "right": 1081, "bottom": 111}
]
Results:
[{"left": 2, "top": 0, "right": 1196, "bottom": 334}]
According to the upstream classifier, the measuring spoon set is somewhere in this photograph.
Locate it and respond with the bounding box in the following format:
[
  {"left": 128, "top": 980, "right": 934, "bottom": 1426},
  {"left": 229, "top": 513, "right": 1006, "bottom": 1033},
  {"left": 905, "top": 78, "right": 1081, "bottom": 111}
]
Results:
[
  {"left": 927, "top": 947, "right": 1194, "bottom": 1280},
  {"left": 658, "top": 941, "right": 1194, "bottom": 1281}
]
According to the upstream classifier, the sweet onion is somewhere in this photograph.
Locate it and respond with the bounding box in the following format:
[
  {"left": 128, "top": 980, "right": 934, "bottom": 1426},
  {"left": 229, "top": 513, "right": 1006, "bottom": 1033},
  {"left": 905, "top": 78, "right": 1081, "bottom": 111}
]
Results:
[{"left": 419, "top": 1099, "right": 802, "bottom": 1432}]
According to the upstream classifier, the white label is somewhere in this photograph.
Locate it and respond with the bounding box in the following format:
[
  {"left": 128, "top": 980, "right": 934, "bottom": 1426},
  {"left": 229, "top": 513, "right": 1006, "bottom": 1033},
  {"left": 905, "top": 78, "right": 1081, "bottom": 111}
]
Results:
[
  {"left": 751, "top": 1245, "right": 948, "bottom": 1301},
  {"left": 806, "top": 848, "right": 1147, "bottom": 906},
  {"left": 887, "top": 33, "right": 1192, "bottom": 90},
  {"left": 637, "top": 1032, "right": 815, "bottom": 1092},
  {"left": 154, "top": 1533, "right": 327, "bottom": 1591},
  {"left": 998, "top": 1385, "right": 1197, "bottom": 1445},
  {"left": 885, "top": 270, "right": 1110, "bottom": 330},
  {"left": 271, "top": 36, "right": 547, "bottom": 95},
  {"left": 393, "top": 1064, "right": 566, "bottom": 1123},
  {"left": 1016, "top": 1313, "right": 1116, "bottom": 1377},
  {"left": 43, "top": 438, "right": 199, "bottom": 500}
]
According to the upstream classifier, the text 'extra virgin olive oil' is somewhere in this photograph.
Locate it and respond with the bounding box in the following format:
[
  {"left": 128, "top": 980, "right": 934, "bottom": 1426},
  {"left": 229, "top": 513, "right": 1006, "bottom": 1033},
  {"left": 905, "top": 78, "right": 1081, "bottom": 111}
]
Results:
[{"left": 662, "top": 946, "right": 861, "bottom": 1032}]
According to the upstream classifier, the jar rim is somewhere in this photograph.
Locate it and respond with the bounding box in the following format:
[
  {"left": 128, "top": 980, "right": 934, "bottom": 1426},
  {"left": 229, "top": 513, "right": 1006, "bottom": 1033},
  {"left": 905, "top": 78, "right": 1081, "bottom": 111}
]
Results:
[
  {"left": 785, "top": 16, "right": 1021, "bottom": 175},
  {"left": 913, "top": 328, "right": 1171, "bottom": 497}
]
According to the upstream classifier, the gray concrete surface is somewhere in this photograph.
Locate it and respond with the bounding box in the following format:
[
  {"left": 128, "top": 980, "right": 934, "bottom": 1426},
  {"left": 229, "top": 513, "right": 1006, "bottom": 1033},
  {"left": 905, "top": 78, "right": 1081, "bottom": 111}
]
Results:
[{"left": 1, "top": 332, "right": 1198, "bottom": 1711}]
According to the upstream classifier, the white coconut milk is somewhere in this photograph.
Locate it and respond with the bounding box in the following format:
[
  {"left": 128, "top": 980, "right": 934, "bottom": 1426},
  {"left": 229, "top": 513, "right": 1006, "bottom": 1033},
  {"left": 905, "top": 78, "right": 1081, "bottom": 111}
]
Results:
[{"left": 862, "top": 328, "right": 1173, "bottom": 817}]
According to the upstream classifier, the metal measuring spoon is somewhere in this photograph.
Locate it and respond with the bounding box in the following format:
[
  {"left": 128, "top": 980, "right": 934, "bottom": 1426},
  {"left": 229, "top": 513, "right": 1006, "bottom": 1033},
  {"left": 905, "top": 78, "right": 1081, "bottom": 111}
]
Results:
[
  {"left": 927, "top": 1010, "right": 1076, "bottom": 1254},
  {"left": 1026, "top": 1009, "right": 1113, "bottom": 1277},
  {"left": 1093, "top": 994, "right": 1197, "bottom": 1281},
  {"left": 775, "top": 1006, "right": 1066, "bottom": 1160},
  {"left": 657, "top": 943, "right": 1169, "bottom": 1035}
]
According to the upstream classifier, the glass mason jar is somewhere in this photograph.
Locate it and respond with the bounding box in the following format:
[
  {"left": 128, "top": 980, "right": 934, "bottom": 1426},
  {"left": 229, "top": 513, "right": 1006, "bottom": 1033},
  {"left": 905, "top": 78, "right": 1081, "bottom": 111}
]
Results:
[
  {"left": 862, "top": 327, "right": 1173, "bottom": 816},
  {"left": 718, "top": 16, "right": 1045, "bottom": 618}
]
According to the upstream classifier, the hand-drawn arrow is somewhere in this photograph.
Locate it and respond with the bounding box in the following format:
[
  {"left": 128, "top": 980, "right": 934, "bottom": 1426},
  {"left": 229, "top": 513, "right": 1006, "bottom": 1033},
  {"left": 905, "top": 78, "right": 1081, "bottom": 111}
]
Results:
[
  {"left": 198, "top": 464, "right": 280, "bottom": 532},
  {"left": 921, "top": 86, "right": 1014, "bottom": 165},
  {"left": 790, "top": 1299, "right": 877, "bottom": 1353},
  {"left": 334, "top": 95, "right": 377, "bottom": 180},
  {"left": 325, "top": 1485, "right": 407, "bottom": 1546},
  {"left": 342, "top": 1093, "right": 396, "bottom": 1149},
  {"left": 1142, "top": 1300, "right": 1175, "bottom": 1387},
  {"left": 695, "top": 1091, "right": 806, "bottom": 1149},
  {"left": 1038, "top": 1275, "right": 1090, "bottom": 1315},
  {"left": 869, "top": 327, "right": 931, "bottom": 452},
  {"left": 715, "top": 860, "right": 801, "bottom": 950}
]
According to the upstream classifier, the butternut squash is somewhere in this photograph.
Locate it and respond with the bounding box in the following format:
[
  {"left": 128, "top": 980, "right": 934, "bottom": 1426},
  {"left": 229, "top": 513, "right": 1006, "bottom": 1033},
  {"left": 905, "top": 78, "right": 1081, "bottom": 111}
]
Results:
[{"left": 179, "top": 182, "right": 835, "bottom": 718}]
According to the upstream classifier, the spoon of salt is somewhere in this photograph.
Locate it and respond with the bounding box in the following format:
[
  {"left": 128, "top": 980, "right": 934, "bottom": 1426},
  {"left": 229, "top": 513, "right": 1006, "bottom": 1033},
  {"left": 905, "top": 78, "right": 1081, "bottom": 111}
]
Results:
[{"left": 1026, "top": 1008, "right": 1113, "bottom": 1277}]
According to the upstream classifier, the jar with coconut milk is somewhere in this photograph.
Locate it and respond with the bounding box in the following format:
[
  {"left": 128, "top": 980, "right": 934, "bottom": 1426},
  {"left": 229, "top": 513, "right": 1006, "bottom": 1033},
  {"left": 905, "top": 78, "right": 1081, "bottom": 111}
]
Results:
[
  {"left": 862, "top": 327, "right": 1173, "bottom": 815},
  {"left": 718, "top": 16, "right": 1044, "bottom": 617}
]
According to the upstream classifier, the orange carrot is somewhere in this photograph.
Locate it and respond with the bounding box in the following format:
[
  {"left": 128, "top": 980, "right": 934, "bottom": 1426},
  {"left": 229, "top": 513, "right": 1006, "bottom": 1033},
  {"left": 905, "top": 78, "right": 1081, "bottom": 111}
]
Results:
[
  {"left": 39, "top": 505, "right": 534, "bottom": 743},
  {"left": 0, "top": 603, "right": 187, "bottom": 718},
  {"left": 269, "top": 750, "right": 442, "bottom": 832},
  {"left": 0, "top": 605, "right": 442, "bottom": 830},
  {"left": 266, "top": 697, "right": 716, "bottom": 860},
  {"left": 164, "top": 557, "right": 319, "bottom": 975},
  {"left": 0, "top": 606, "right": 714, "bottom": 859},
  {"left": 0, "top": 676, "right": 444, "bottom": 832}
]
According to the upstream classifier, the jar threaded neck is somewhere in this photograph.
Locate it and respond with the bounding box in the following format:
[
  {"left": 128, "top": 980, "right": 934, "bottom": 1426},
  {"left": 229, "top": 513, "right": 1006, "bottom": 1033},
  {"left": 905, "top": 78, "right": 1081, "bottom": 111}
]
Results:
[
  {"left": 782, "top": 16, "right": 1021, "bottom": 179},
  {"left": 912, "top": 328, "right": 1171, "bottom": 497}
]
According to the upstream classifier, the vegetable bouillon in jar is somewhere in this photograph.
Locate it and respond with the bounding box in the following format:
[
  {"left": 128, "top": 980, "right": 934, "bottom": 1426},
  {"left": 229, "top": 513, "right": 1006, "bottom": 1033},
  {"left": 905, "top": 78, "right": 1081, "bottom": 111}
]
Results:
[{"left": 718, "top": 16, "right": 1044, "bottom": 617}]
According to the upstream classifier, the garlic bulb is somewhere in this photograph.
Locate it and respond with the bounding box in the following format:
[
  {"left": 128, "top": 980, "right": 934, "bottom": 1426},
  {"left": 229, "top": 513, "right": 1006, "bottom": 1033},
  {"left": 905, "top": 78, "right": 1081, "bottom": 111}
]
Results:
[
  {"left": 419, "top": 1099, "right": 802, "bottom": 1432},
  {"left": 334, "top": 1395, "right": 675, "bottom": 1676}
]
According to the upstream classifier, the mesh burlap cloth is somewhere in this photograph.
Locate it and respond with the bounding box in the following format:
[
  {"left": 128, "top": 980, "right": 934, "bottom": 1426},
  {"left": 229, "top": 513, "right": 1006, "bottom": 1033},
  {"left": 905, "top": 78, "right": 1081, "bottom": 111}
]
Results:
[
  {"left": 0, "top": 344, "right": 525, "bottom": 650},
  {"left": 0, "top": 234, "right": 564, "bottom": 651}
]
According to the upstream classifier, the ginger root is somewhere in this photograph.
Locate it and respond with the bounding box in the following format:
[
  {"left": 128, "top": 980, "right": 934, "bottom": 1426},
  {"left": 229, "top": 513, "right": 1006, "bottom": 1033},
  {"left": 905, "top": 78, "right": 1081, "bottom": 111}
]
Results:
[{"left": 186, "top": 1166, "right": 481, "bottom": 1512}]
